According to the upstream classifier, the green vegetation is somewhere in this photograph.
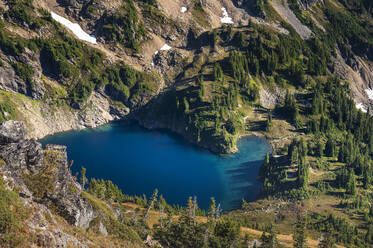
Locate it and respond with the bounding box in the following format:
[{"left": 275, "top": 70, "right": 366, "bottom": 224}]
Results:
[
  {"left": 82, "top": 191, "right": 143, "bottom": 243},
  {"left": 0, "top": 101, "right": 16, "bottom": 123},
  {"left": 4, "top": 0, "right": 42, "bottom": 29},
  {"left": 154, "top": 197, "right": 242, "bottom": 248},
  {"left": 0, "top": 178, "right": 27, "bottom": 248},
  {"left": 11, "top": 62, "right": 34, "bottom": 88},
  {"left": 97, "top": 0, "right": 146, "bottom": 51},
  {"left": 23, "top": 150, "right": 61, "bottom": 198}
]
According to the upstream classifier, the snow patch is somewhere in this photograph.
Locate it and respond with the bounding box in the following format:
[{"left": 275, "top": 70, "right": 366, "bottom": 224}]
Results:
[
  {"left": 220, "top": 7, "right": 234, "bottom": 24},
  {"left": 160, "top": 44, "right": 172, "bottom": 51},
  {"left": 51, "top": 12, "right": 97, "bottom": 44},
  {"left": 154, "top": 50, "right": 159, "bottom": 55},
  {"left": 181, "top": 7, "right": 187, "bottom": 13},
  {"left": 356, "top": 103, "right": 367, "bottom": 113},
  {"left": 365, "top": 88, "right": 373, "bottom": 100}
]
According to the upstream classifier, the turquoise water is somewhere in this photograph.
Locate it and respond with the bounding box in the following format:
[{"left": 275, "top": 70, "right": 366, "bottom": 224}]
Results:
[{"left": 40, "top": 122, "right": 271, "bottom": 210}]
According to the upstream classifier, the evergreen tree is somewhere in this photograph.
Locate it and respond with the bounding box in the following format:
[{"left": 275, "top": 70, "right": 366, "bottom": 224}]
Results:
[
  {"left": 325, "top": 137, "right": 336, "bottom": 157},
  {"left": 214, "top": 63, "right": 224, "bottom": 82},
  {"left": 143, "top": 189, "right": 158, "bottom": 222},
  {"left": 294, "top": 215, "right": 308, "bottom": 248},
  {"left": 266, "top": 112, "right": 273, "bottom": 131},
  {"left": 346, "top": 169, "right": 357, "bottom": 195},
  {"left": 80, "top": 167, "right": 87, "bottom": 189},
  {"left": 208, "top": 197, "right": 217, "bottom": 228},
  {"left": 261, "top": 223, "right": 279, "bottom": 248},
  {"left": 158, "top": 195, "right": 166, "bottom": 228},
  {"left": 366, "top": 224, "right": 373, "bottom": 243}
]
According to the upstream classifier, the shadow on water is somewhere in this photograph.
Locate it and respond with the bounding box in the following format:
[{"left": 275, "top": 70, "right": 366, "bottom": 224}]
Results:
[{"left": 224, "top": 160, "right": 264, "bottom": 210}]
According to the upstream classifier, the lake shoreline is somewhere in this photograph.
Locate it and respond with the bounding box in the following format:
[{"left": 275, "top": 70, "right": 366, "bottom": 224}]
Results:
[{"left": 40, "top": 121, "right": 272, "bottom": 210}]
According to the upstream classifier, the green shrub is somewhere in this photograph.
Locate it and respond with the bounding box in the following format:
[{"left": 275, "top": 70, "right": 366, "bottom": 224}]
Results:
[
  {"left": 23, "top": 150, "right": 61, "bottom": 198},
  {"left": 4, "top": 0, "right": 41, "bottom": 29},
  {"left": 11, "top": 62, "right": 34, "bottom": 88},
  {"left": 0, "top": 179, "right": 27, "bottom": 247},
  {"left": 0, "top": 30, "right": 25, "bottom": 56},
  {"left": 0, "top": 102, "right": 16, "bottom": 123},
  {"left": 97, "top": 0, "right": 146, "bottom": 51}
]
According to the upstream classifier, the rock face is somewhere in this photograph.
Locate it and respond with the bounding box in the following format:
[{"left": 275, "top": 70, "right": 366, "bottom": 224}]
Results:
[
  {"left": 297, "top": 0, "right": 321, "bottom": 10},
  {"left": 0, "top": 49, "right": 45, "bottom": 100},
  {"left": 0, "top": 120, "right": 94, "bottom": 229},
  {"left": 0, "top": 120, "right": 27, "bottom": 144},
  {"left": 271, "top": 0, "right": 312, "bottom": 39}
]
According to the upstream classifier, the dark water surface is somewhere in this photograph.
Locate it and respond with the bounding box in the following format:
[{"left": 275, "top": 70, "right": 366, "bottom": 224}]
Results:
[{"left": 40, "top": 122, "right": 271, "bottom": 210}]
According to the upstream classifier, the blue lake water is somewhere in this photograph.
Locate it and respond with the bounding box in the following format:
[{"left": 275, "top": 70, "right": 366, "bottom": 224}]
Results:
[{"left": 40, "top": 122, "right": 271, "bottom": 210}]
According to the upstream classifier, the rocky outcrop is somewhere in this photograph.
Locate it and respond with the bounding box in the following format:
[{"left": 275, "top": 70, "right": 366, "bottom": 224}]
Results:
[
  {"left": 332, "top": 47, "right": 373, "bottom": 113},
  {"left": 271, "top": 0, "right": 312, "bottom": 39},
  {"left": 297, "top": 0, "right": 321, "bottom": 10},
  {"left": 259, "top": 87, "right": 286, "bottom": 109},
  {"left": 0, "top": 120, "right": 27, "bottom": 144},
  {"left": 0, "top": 120, "right": 95, "bottom": 229},
  {"left": 0, "top": 48, "right": 45, "bottom": 100}
]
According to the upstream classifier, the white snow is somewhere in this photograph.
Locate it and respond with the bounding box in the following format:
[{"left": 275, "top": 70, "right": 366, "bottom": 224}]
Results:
[
  {"left": 160, "top": 44, "right": 172, "bottom": 51},
  {"left": 51, "top": 12, "right": 97, "bottom": 44},
  {"left": 356, "top": 103, "right": 368, "bottom": 113},
  {"left": 220, "top": 7, "right": 234, "bottom": 24},
  {"left": 365, "top": 88, "right": 373, "bottom": 100},
  {"left": 154, "top": 50, "right": 159, "bottom": 55},
  {"left": 181, "top": 7, "right": 187, "bottom": 13}
]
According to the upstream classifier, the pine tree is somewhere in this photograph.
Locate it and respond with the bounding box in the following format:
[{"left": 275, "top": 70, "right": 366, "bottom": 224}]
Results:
[
  {"left": 325, "top": 136, "right": 336, "bottom": 157},
  {"left": 208, "top": 197, "right": 216, "bottom": 228},
  {"left": 158, "top": 194, "right": 166, "bottom": 228},
  {"left": 80, "top": 167, "right": 87, "bottom": 189},
  {"left": 366, "top": 224, "right": 373, "bottom": 243},
  {"left": 261, "top": 223, "right": 279, "bottom": 248},
  {"left": 183, "top": 97, "right": 189, "bottom": 113},
  {"left": 346, "top": 169, "right": 357, "bottom": 195},
  {"left": 294, "top": 215, "right": 308, "bottom": 248},
  {"left": 266, "top": 112, "right": 273, "bottom": 131},
  {"left": 143, "top": 189, "right": 158, "bottom": 222},
  {"left": 214, "top": 63, "right": 224, "bottom": 82}
]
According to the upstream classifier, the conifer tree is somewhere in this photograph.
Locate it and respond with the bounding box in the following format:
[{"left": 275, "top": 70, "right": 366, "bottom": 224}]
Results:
[
  {"left": 208, "top": 197, "right": 216, "bottom": 228},
  {"left": 261, "top": 223, "right": 279, "bottom": 248},
  {"left": 346, "top": 169, "right": 357, "bottom": 195},
  {"left": 80, "top": 167, "right": 87, "bottom": 189},
  {"left": 325, "top": 137, "right": 336, "bottom": 157},
  {"left": 158, "top": 195, "right": 166, "bottom": 228},
  {"left": 366, "top": 224, "right": 373, "bottom": 244},
  {"left": 294, "top": 215, "right": 308, "bottom": 248},
  {"left": 143, "top": 189, "right": 158, "bottom": 222},
  {"left": 266, "top": 112, "right": 273, "bottom": 131}
]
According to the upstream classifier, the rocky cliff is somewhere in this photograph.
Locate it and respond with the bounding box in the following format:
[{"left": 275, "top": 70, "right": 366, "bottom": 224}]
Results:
[{"left": 0, "top": 120, "right": 143, "bottom": 247}]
